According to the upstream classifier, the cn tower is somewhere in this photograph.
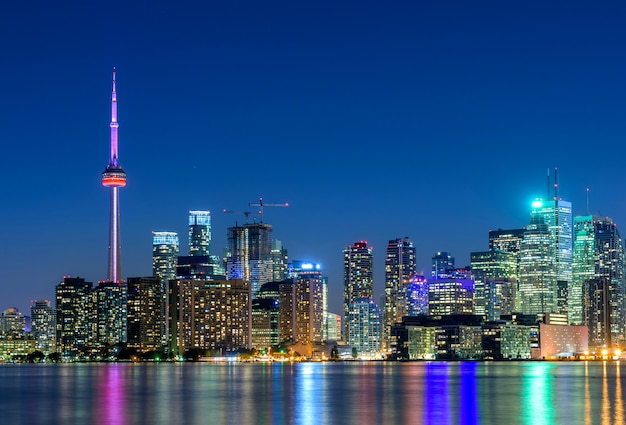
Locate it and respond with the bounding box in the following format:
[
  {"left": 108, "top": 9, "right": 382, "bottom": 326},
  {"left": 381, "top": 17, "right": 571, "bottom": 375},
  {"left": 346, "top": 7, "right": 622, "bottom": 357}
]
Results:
[{"left": 101, "top": 68, "right": 126, "bottom": 283}]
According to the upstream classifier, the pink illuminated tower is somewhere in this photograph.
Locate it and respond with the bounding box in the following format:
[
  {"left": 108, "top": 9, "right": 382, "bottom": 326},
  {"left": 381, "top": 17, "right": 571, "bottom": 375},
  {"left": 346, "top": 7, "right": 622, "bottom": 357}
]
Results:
[{"left": 101, "top": 68, "right": 126, "bottom": 283}]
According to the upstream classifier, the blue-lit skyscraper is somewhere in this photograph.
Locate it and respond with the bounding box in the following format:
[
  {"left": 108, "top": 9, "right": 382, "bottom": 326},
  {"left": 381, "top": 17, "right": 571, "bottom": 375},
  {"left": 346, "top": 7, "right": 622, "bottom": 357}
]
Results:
[
  {"left": 348, "top": 297, "right": 382, "bottom": 357},
  {"left": 189, "top": 211, "right": 211, "bottom": 257},
  {"left": 343, "top": 241, "right": 373, "bottom": 340}
]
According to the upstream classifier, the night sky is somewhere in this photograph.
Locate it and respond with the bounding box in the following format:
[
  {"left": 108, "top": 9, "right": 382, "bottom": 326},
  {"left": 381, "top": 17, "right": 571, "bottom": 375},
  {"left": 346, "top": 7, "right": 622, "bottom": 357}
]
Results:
[{"left": 2, "top": 1, "right": 626, "bottom": 317}]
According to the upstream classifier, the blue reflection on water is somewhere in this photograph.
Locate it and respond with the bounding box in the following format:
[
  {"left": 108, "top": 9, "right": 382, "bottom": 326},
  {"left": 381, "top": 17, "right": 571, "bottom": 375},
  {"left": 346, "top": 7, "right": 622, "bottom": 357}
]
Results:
[{"left": 1, "top": 361, "right": 626, "bottom": 425}]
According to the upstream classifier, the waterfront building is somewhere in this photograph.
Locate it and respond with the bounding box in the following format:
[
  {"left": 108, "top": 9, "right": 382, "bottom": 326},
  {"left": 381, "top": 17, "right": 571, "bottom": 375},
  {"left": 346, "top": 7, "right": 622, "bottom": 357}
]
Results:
[
  {"left": 92, "top": 282, "right": 127, "bottom": 348},
  {"left": 168, "top": 278, "right": 251, "bottom": 354},
  {"left": 383, "top": 237, "right": 417, "bottom": 349},
  {"left": 583, "top": 278, "right": 611, "bottom": 348},
  {"left": 343, "top": 241, "right": 374, "bottom": 340},
  {"left": 405, "top": 275, "right": 429, "bottom": 316},
  {"left": 55, "top": 277, "right": 93, "bottom": 356},
  {"left": 189, "top": 211, "right": 211, "bottom": 257},
  {"left": 347, "top": 297, "right": 382, "bottom": 357},
  {"left": 251, "top": 298, "right": 279, "bottom": 349},
  {"left": 0, "top": 308, "right": 26, "bottom": 338},
  {"left": 432, "top": 251, "right": 455, "bottom": 278},
  {"left": 518, "top": 213, "right": 557, "bottom": 314},
  {"left": 30, "top": 300, "right": 56, "bottom": 353},
  {"left": 101, "top": 68, "right": 126, "bottom": 284},
  {"left": 481, "top": 322, "right": 531, "bottom": 360},
  {"left": 127, "top": 276, "right": 163, "bottom": 351},
  {"left": 427, "top": 278, "right": 474, "bottom": 316},
  {"left": 295, "top": 270, "right": 324, "bottom": 345},
  {"left": 538, "top": 322, "right": 588, "bottom": 359},
  {"left": 152, "top": 231, "right": 179, "bottom": 283},
  {"left": 324, "top": 312, "right": 341, "bottom": 341}
]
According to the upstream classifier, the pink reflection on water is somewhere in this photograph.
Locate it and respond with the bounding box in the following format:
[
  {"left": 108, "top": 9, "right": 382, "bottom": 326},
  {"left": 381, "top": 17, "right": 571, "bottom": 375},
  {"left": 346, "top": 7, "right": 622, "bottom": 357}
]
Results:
[{"left": 95, "top": 364, "right": 125, "bottom": 425}]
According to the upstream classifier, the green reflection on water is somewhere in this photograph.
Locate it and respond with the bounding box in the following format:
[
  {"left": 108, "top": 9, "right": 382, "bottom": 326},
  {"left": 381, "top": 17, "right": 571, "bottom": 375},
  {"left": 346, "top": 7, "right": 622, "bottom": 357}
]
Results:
[{"left": 522, "top": 362, "right": 554, "bottom": 425}]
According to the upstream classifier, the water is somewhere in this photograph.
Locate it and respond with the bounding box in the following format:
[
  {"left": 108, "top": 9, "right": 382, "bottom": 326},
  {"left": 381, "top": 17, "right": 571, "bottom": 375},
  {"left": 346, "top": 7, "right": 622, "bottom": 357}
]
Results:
[{"left": 0, "top": 361, "right": 624, "bottom": 425}]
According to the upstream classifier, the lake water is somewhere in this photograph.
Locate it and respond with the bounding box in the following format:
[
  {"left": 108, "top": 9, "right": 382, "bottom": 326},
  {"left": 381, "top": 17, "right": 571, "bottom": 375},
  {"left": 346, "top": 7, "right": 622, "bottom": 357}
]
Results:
[{"left": 0, "top": 361, "right": 624, "bottom": 424}]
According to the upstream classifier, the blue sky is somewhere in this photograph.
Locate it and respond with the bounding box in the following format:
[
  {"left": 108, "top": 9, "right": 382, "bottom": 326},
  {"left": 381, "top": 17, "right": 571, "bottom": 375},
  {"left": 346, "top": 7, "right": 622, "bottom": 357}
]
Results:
[{"left": 2, "top": 1, "right": 626, "bottom": 316}]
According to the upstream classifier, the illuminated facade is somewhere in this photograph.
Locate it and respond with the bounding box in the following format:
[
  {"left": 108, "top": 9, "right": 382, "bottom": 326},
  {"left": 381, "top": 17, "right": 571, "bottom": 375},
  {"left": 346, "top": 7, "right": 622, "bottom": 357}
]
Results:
[
  {"left": 101, "top": 68, "right": 126, "bottom": 284},
  {"left": 0, "top": 308, "right": 26, "bottom": 338},
  {"left": 271, "top": 240, "right": 289, "bottom": 281},
  {"left": 384, "top": 237, "right": 417, "bottom": 348},
  {"left": 251, "top": 298, "right": 279, "bottom": 349},
  {"left": 127, "top": 276, "right": 163, "bottom": 351},
  {"left": 152, "top": 231, "right": 179, "bottom": 282},
  {"left": 427, "top": 278, "right": 474, "bottom": 316},
  {"left": 432, "top": 251, "right": 455, "bottom": 278},
  {"left": 30, "top": 300, "right": 56, "bottom": 353},
  {"left": 227, "top": 223, "right": 273, "bottom": 296},
  {"left": 518, "top": 213, "right": 556, "bottom": 314},
  {"left": 168, "top": 278, "right": 251, "bottom": 354},
  {"left": 343, "top": 241, "right": 373, "bottom": 339},
  {"left": 530, "top": 197, "right": 573, "bottom": 313},
  {"left": 294, "top": 271, "right": 324, "bottom": 344},
  {"left": 471, "top": 250, "right": 517, "bottom": 320},
  {"left": 538, "top": 322, "right": 588, "bottom": 358},
  {"left": 572, "top": 215, "right": 594, "bottom": 325},
  {"left": 348, "top": 297, "right": 382, "bottom": 356},
  {"left": 482, "top": 322, "right": 531, "bottom": 360},
  {"left": 92, "top": 282, "right": 127, "bottom": 347},
  {"left": 189, "top": 211, "right": 211, "bottom": 256},
  {"left": 405, "top": 275, "right": 429, "bottom": 316},
  {"left": 55, "top": 277, "right": 93, "bottom": 356}
]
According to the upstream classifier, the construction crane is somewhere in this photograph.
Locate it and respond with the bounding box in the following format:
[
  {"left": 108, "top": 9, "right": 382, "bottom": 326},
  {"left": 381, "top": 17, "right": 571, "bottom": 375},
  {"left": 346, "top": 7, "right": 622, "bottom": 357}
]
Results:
[
  {"left": 248, "top": 197, "right": 289, "bottom": 223},
  {"left": 222, "top": 209, "right": 260, "bottom": 225}
]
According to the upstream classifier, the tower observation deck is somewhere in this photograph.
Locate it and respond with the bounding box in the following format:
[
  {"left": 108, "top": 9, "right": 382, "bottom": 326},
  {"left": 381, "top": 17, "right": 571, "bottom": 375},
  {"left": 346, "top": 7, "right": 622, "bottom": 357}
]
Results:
[{"left": 102, "top": 68, "right": 126, "bottom": 283}]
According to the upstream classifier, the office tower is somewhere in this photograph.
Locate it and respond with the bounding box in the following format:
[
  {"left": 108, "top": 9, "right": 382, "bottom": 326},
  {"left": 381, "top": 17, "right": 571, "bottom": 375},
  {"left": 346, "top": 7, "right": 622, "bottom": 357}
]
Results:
[
  {"left": 427, "top": 278, "right": 475, "bottom": 316},
  {"left": 56, "top": 277, "right": 93, "bottom": 356},
  {"left": 470, "top": 250, "right": 517, "bottom": 320},
  {"left": 572, "top": 215, "right": 594, "bottom": 325},
  {"left": 101, "top": 68, "right": 126, "bottom": 283},
  {"left": 227, "top": 223, "right": 273, "bottom": 296},
  {"left": 384, "top": 237, "right": 417, "bottom": 348},
  {"left": 343, "top": 241, "right": 374, "bottom": 340},
  {"left": 489, "top": 228, "right": 526, "bottom": 253},
  {"left": 152, "top": 231, "right": 179, "bottom": 282},
  {"left": 168, "top": 278, "right": 251, "bottom": 354},
  {"left": 127, "top": 276, "right": 163, "bottom": 351},
  {"left": 405, "top": 275, "right": 429, "bottom": 315},
  {"left": 30, "top": 300, "right": 56, "bottom": 353},
  {"left": 251, "top": 298, "right": 280, "bottom": 349},
  {"left": 348, "top": 298, "right": 382, "bottom": 357},
  {"left": 294, "top": 270, "right": 324, "bottom": 345},
  {"left": 271, "top": 240, "right": 289, "bottom": 281},
  {"left": 189, "top": 211, "right": 211, "bottom": 256},
  {"left": 518, "top": 213, "right": 556, "bottom": 314},
  {"left": 583, "top": 278, "right": 611, "bottom": 348},
  {"left": 324, "top": 312, "right": 341, "bottom": 341},
  {"left": 530, "top": 194, "right": 573, "bottom": 314},
  {"left": 432, "top": 252, "right": 455, "bottom": 278},
  {"left": 92, "top": 282, "right": 127, "bottom": 347},
  {"left": 0, "top": 308, "right": 25, "bottom": 338}
]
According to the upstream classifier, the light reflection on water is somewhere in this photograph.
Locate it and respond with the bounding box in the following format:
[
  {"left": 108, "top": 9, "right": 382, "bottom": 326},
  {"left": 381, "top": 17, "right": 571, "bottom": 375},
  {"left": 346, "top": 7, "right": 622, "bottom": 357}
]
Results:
[{"left": 1, "top": 361, "right": 625, "bottom": 425}]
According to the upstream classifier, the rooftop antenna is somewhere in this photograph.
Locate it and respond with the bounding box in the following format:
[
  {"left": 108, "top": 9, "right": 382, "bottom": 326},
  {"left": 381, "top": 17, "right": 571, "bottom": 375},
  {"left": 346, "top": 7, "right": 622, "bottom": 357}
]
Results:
[
  {"left": 553, "top": 167, "right": 559, "bottom": 200},
  {"left": 546, "top": 168, "right": 550, "bottom": 200},
  {"left": 586, "top": 187, "right": 590, "bottom": 215}
]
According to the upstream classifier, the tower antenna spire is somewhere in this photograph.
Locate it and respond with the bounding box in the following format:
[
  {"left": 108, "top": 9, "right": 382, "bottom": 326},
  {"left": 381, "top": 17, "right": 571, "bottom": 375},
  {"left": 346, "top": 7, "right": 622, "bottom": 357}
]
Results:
[
  {"left": 586, "top": 187, "right": 590, "bottom": 215},
  {"left": 102, "top": 67, "right": 127, "bottom": 283},
  {"left": 553, "top": 167, "right": 558, "bottom": 200}
]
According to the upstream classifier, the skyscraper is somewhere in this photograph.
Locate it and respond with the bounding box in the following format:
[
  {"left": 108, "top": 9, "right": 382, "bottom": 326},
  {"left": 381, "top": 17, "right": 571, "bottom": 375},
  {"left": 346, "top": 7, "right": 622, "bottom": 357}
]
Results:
[
  {"left": 30, "top": 300, "right": 56, "bottom": 353},
  {"left": 55, "top": 277, "right": 93, "bottom": 357},
  {"left": 227, "top": 222, "right": 273, "bottom": 296},
  {"left": 101, "top": 68, "right": 126, "bottom": 284},
  {"left": 571, "top": 215, "right": 594, "bottom": 325},
  {"left": 432, "top": 252, "right": 455, "bottom": 278},
  {"left": 127, "top": 276, "right": 163, "bottom": 351},
  {"left": 152, "top": 231, "right": 179, "bottom": 282},
  {"left": 343, "top": 241, "right": 373, "bottom": 340},
  {"left": 189, "top": 211, "right": 211, "bottom": 257},
  {"left": 518, "top": 213, "right": 556, "bottom": 314},
  {"left": 384, "top": 237, "right": 417, "bottom": 348},
  {"left": 348, "top": 298, "right": 382, "bottom": 357}
]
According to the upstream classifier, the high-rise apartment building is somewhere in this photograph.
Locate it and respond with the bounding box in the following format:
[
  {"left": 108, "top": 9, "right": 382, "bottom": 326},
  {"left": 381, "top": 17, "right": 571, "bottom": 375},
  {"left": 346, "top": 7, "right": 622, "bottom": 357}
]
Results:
[
  {"left": 153, "top": 231, "right": 179, "bottom": 282},
  {"left": 127, "top": 276, "right": 163, "bottom": 351},
  {"left": 343, "top": 241, "right": 374, "bottom": 340},
  {"left": 55, "top": 277, "right": 93, "bottom": 356},
  {"left": 348, "top": 298, "right": 382, "bottom": 357},
  {"left": 384, "top": 237, "right": 417, "bottom": 348},
  {"left": 168, "top": 278, "right": 251, "bottom": 354},
  {"left": 427, "top": 278, "right": 475, "bottom": 316},
  {"left": 294, "top": 270, "right": 324, "bottom": 345},
  {"left": 30, "top": 300, "right": 56, "bottom": 353},
  {"left": 0, "top": 308, "right": 26, "bottom": 338},
  {"left": 91, "top": 282, "right": 127, "bottom": 347}
]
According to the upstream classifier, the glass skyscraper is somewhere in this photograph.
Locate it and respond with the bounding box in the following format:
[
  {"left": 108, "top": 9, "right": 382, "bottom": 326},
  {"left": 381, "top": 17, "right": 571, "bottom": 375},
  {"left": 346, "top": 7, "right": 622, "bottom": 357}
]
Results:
[
  {"left": 384, "top": 237, "right": 416, "bottom": 348},
  {"left": 152, "top": 231, "right": 179, "bottom": 283},
  {"left": 343, "top": 241, "right": 373, "bottom": 340},
  {"left": 189, "top": 210, "right": 211, "bottom": 257}
]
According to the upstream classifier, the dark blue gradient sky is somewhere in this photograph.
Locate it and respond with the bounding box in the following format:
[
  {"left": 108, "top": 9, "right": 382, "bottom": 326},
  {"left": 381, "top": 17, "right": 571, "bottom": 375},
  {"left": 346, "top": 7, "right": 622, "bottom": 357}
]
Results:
[{"left": 2, "top": 1, "right": 626, "bottom": 316}]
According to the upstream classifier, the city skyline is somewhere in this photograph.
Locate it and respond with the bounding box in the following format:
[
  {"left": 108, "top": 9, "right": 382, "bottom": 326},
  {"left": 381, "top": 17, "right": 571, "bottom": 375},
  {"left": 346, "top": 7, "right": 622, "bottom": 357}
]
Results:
[{"left": 2, "top": 2, "right": 626, "bottom": 317}]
